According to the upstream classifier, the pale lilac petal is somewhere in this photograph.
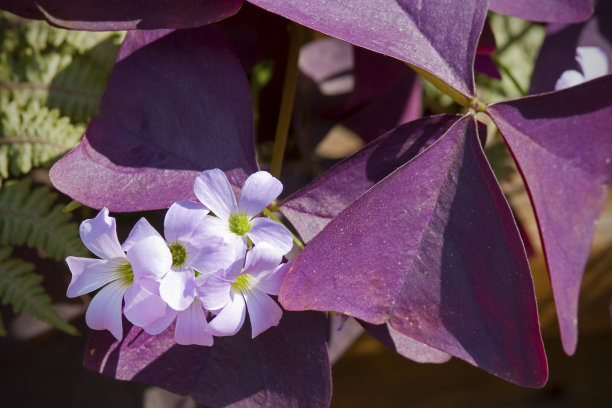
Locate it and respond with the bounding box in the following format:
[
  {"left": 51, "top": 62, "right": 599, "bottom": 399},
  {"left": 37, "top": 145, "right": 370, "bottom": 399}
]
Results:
[
  {"left": 122, "top": 217, "right": 163, "bottom": 252},
  {"left": 243, "top": 242, "right": 283, "bottom": 278},
  {"left": 192, "top": 215, "right": 247, "bottom": 260},
  {"left": 256, "top": 261, "right": 292, "bottom": 296},
  {"left": 198, "top": 272, "right": 233, "bottom": 310},
  {"left": 207, "top": 292, "right": 246, "bottom": 336},
  {"left": 127, "top": 235, "right": 172, "bottom": 280},
  {"left": 194, "top": 169, "right": 237, "bottom": 221},
  {"left": 576, "top": 46, "right": 609, "bottom": 81},
  {"left": 244, "top": 289, "right": 283, "bottom": 338},
  {"left": 555, "top": 69, "right": 585, "bottom": 90},
  {"left": 237, "top": 171, "right": 282, "bottom": 217},
  {"left": 85, "top": 280, "right": 128, "bottom": 341},
  {"left": 188, "top": 236, "right": 235, "bottom": 277},
  {"left": 79, "top": 208, "right": 124, "bottom": 260},
  {"left": 164, "top": 200, "right": 209, "bottom": 243},
  {"left": 123, "top": 279, "right": 169, "bottom": 328},
  {"left": 143, "top": 308, "right": 178, "bottom": 335},
  {"left": 159, "top": 268, "right": 196, "bottom": 311},
  {"left": 66, "top": 257, "right": 120, "bottom": 298},
  {"left": 174, "top": 299, "right": 214, "bottom": 346},
  {"left": 248, "top": 217, "right": 294, "bottom": 255}
]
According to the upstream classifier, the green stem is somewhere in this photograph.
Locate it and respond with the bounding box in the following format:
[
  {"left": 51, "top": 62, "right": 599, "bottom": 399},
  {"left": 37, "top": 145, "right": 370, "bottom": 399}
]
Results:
[
  {"left": 269, "top": 23, "right": 302, "bottom": 179},
  {"left": 491, "top": 54, "right": 526, "bottom": 96},
  {"left": 262, "top": 208, "right": 304, "bottom": 250}
]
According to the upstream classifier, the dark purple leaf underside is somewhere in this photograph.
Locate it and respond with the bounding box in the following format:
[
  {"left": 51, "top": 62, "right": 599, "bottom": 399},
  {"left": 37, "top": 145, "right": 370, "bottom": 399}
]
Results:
[
  {"left": 84, "top": 312, "right": 331, "bottom": 408},
  {"left": 50, "top": 27, "right": 257, "bottom": 212},
  {"left": 489, "top": 75, "right": 612, "bottom": 355},
  {"left": 530, "top": 1, "right": 611, "bottom": 94},
  {"left": 279, "top": 116, "right": 547, "bottom": 387},
  {"left": 248, "top": 0, "right": 488, "bottom": 98},
  {"left": 489, "top": 0, "right": 592, "bottom": 23},
  {"left": 0, "top": 0, "right": 242, "bottom": 30},
  {"left": 279, "top": 114, "right": 461, "bottom": 243}
]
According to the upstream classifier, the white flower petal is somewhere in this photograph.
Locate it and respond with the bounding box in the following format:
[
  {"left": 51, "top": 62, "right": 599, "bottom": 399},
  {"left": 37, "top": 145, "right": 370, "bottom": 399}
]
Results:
[
  {"left": 164, "top": 201, "right": 209, "bottom": 243},
  {"left": 159, "top": 268, "right": 196, "bottom": 311},
  {"left": 248, "top": 217, "right": 294, "bottom": 255},
  {"left": 576, "top": 46, "right": 609, "bottom": 81},
  {"left": 207, "top": 292, "right": 246, "bottom": 336},
  {"left": 256, "top": 261, "right": 292, "bottom": 296},
  {"left": 127, "top": 235, "right": 172, "bottom": 280},
  {"left": 174, "top": 299, "right": 213, "bottom": 346},
  {"left": 243, "top": 242, "right": 283, "bottom": 278},
  {"left": 123, "top": 279, "right": 169, "bottom": 328},
  {"left": 143, "top": 308, "right": 178, "bottom": 335},
  {"left": 122, "top": 217, "right": 163, "bottom": 252},
  {"left": 66, "top": 257, "right": 120, "bottom": 298},
  {"left": 554, "top": 69, "right": 585, "bottom": 90},
  {"left": 237, "top": 171, "right": 282, "bottom": 217},
  {"left": 85, "top": 280, "right": 128, "bottom": 340},
  {"left": 194, "top": 169, "right": 237, "bottom": 221},
  {"left": 79, "top": 208, "right": 124, "bottom": 260},
  {"left": 198, "top": 272, "right": 233, "bottom": 310},
  {"left": 188, "top": 236, "right": 235, "bottom": 276},
  {"left": 244, "top": 289, "right": 283, "bottom": 338}
]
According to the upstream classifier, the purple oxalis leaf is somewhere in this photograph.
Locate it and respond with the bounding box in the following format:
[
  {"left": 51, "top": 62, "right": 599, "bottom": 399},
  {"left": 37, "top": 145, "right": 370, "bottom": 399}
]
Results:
[
  {"left": 0, "top": 0, "right": 242, "bottom": 30},
  {"left": 279, "top": 116, "right": 547, "bottom": 387},
  {"left": 489, "top": 0, "right": 593, "bottom": 23},
  {"left": 247, "top": 0, "right": 488, "bottom": 101},
  {"left": 489, "top": 75, "right": 612, "bottom": 355},
  {"left": 50, "top": 27, "right": 257, "bottom": 212},
  {"left": 530, "top": 0, "right": 611, "bottom": 94},
  {"left": 279, "top": 114, "right": 461, "bottom": 243},
  {"left": 84, "top": 312, "right": 331, "bottom": 408}
]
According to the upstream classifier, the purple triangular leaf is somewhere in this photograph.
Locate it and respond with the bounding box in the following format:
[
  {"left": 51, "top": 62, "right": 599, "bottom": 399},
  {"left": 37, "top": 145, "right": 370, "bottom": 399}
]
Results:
[
  {"left": 489, "top": 0, "right": 592, "bottom": 23},
  {"left": 84, "top": 312, "right": 331, "bottom": 408},
  {"left": 247, "top": 0, "right": 488, "bottom": 98},
  {"left": 0, "top": 0, "right": 242, "bottom": 30},
  {"left": 530, "top": 0, "right": 611, "bottom": 94},
  {"left": 359, "top": 321, "right": 452, "bottom": 364},
  {"left": 50, "top": 27, "right": 257, "bottom": 212},
  {"left": 279, "top": 116, "right": 547, "bottom": 387},
  {"left": 489, "top": 75, "right": 612, "bottom": 355},
  {"left": 279, "top": 115, "right": 461, "bottom": 243}
]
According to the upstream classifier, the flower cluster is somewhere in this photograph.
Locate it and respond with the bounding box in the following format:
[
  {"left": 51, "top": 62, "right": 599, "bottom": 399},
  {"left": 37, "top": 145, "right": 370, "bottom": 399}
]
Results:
[{"left": 66, "top": 169, "right": 294, "bottom": 345}]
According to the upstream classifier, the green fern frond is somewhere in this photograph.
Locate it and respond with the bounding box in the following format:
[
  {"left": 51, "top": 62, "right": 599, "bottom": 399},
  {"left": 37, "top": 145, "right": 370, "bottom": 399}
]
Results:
[
  {"left": 0, "top": 100, "right": 84, "bottom": 179},
  {"left": 0, "top": 179, "right": 86, "bottom": 260},
  {"left": 0, "top": 246, "right": 77, "bottom": 335},
  {"left": 0, "top": 12, "right": 123, "bottom": 123}
]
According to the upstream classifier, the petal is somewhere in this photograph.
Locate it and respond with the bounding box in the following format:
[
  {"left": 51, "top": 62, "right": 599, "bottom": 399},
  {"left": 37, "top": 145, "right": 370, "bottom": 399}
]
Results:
[
  {"left": 198, "top": 272, "right": 233, "bottom": 310},
  {"left": 164, "top": 200, "right": 210, "bottom": 243},
  {"left": 159, "top": 268, "right": 196, "bottom": 311},
  {"left": 248, "top": 217, "right": 294, "bottom": 255},
  {"left": 123, "top": 279, "right": 169, "bottom": 328},
  {"left": 144, "top": 308, "right": 178, "bottom": 335},
  {"left": 127, "top": 235, "right": 172, "bottom": 280},
  {"left": 194, "top": 169, "right": 237, "bottom": 221},
  {"left": 554, "top": 69, "right": 584, "bottom": 90},
  {"left": 243, "top": 242, "right": 283, "bottom": 279},
  {"left": 188, "top": 236, "right": 235, "bottom": 277},
  {"left": 576, "top": 46, "right": 609, "bottom": 81},
  {"left": 237, "top": 171, "right": 282, "bottom": 217},
  {"left": 192, "top": 216, "right": 247, "bottom": 260},
  {"left": 244, "top": 289, "right": 283, "bottom": 338},
  {"left": 256, "top": 261, "right": 292, "bottom": 296},
  {"left": 79, "top": 208, "right": 124, "bottom": 260},
  {"left": 85, "top": 280, "right": 128, "bottom": 341},
  {"left": 66, "top": 257, "right": 120, "bottom": 298},
  {"left": 174, "top": 299, "right": 214, "bottom": 346},
  {"left": 122, "top": 217, "right": 163, "bottom": 252},
  {"left": 207, "top": 292, "right": 246, "bottom": 336}
]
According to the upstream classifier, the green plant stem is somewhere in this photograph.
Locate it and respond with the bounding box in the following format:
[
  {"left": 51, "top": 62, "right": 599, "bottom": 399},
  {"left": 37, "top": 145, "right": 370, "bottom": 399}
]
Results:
[
  {"left": 491, "top": 54, "right": 526, "bottom": 96},
  {"left": 262, "top": 208, "right": 304, "bottom": 250},
  {"left": 269, "top": 23, "right": 302, "bottom": 179}
]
